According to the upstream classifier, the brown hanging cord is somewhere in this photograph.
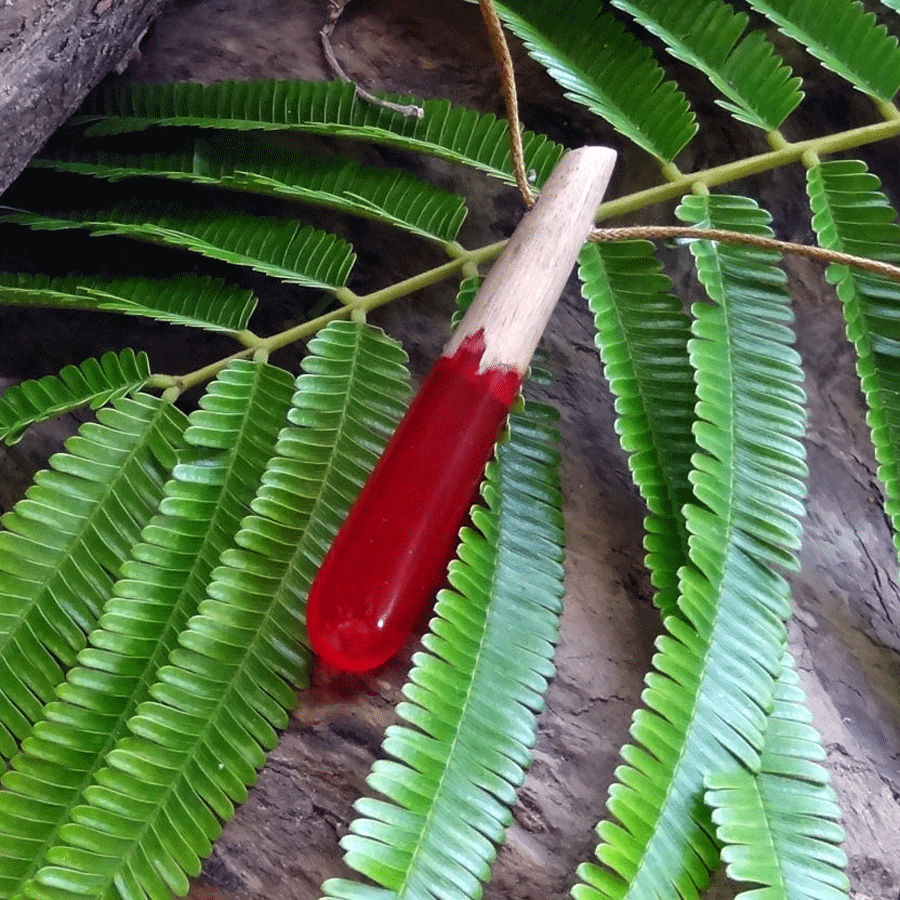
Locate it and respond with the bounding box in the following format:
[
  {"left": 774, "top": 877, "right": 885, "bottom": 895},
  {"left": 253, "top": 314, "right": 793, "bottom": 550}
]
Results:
[
  {"left": 589, "top": 225, "right": 900, "bottom": 283},
  {"left": 478, "top": 0, "right": 536, "bottom": 207}
]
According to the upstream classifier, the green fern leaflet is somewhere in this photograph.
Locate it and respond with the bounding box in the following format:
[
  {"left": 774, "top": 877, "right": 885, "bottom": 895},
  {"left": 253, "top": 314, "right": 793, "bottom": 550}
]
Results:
[
  {"left": 705, "top": 652, "right": 849, "bottom": 900},
  {"left": 476, "top": 0, "right": 696, "bottom": 163},
  {"left": 807, "top": 158, "right": 900, "bottom": 554},
  {"left": 0, "top": 395, "right": 187, "bottom": 765},
  {"left": 77, "top": 79, "right": 564, "bottom": 188},
  {"left": 0, "top": 207, "right": 356, "bottom": 291},
  {"left": 747, "top": 0, "right": 900, "bottom": 100},
  {"left": 0, "top": 361, "right": 294, "bottom": 899},
  {"left": 611, "top": 0, "right": 803, "bottom": 130},
  {"left": 37, "top": 140, "right": 468, "bottom": 244},
  {"left": 0, "top": 350, "right": 151, "bottom": 444},
  {"left": 9, "top": 322, "right": 410, "bottom": 900},
  {"left": 575, "top": 194, "right": 807, "bottom": 900},
  {"left": 578, "top": 240, "right": 697, "bottom": 617},
  {"left": 0, "top": 273, "right": 257, "bottom": 333}
]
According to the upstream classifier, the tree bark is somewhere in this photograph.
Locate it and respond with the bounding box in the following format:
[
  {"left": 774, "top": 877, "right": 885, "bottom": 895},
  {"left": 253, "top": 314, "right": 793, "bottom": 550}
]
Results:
[{"left": 0, "top": 0, "right": 170, "bottom": 194}]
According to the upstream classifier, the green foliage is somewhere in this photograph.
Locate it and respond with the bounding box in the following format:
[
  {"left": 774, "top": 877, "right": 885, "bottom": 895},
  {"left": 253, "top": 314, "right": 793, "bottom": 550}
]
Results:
[
  {"left": 36, "top": 139, "right": 468, "bottom": 243},
  {"left": 26, "top": 327, "right": 408, "bottom": 900},
  {"left": 0, "top": 350, "right": 151, "bottom": 443},
  {"left": 578, "top": 240, "right": 696, "bottom": 616},
  {"left": 574, "top": 194, "right": 807, "bottom": 900},
  {"left": 806, "top": 159, "right": 900, "bottom": 552},
  {"left": 0, "top": 360, "right": 295, "bottom": 899},
  {"left": 705, "top": 652, "right": 849, "bottom": 900},
  {"left": 3, "top": 0, "right": 900, "bottom": 899},
  {"left": 746, "top": 0, "right": 900, "bottom": 100},
  {"left": 0, "top": 396, "right": 187, "bottom": 763},
  {"left": 0, "top": 207, "right": 356, "bottom": 290},
  {"left": 0, "top": 324, "right": 410, "bottom": 900},
  {"left": 475, "top": 0, "right": 697, "bottom": 162},
  {"left": 0, "top": 273, "right": 256, "bottom": 333},
  {"left": 75, "top": 79, "right": 564, "bottom": 187},
  {"left": 610, "top": 0, "right": 803, "bottom": 129}
]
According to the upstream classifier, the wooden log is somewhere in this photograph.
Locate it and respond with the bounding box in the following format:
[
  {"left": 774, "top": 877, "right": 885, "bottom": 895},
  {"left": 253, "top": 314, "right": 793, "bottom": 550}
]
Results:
[
  {"left": 0, "top": 0, "right": 169, "bottom": 195},
  {"left": 306, "top": 147, "right": 616, "bottom": 674}
]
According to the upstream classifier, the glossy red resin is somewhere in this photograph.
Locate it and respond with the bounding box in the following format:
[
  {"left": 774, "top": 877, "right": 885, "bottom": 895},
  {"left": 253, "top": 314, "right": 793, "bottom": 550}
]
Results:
[{"left": 305, "top": 333, "right": 522, "bottom": 672}]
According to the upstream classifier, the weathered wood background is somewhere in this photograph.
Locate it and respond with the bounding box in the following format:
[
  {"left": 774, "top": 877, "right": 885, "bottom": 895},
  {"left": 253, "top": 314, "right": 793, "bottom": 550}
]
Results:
[{"left": 1, "top": 2, "right": 899, "bottom": 899}]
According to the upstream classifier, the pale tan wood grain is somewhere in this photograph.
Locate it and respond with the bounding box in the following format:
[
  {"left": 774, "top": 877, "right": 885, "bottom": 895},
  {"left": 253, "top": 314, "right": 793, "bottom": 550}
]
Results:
[{"left": 444, "top": 146, "right": 617, "bottom": 373}]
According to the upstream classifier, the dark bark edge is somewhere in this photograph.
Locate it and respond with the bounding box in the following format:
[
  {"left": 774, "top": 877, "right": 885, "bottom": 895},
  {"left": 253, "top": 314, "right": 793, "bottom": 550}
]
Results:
[{"left": 0, "top": 0, "right": 170, "bottom": 195}]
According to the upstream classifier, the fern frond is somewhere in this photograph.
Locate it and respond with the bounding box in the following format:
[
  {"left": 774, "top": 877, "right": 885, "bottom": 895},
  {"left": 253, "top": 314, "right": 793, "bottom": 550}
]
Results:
[
  {"left": 705, "top": 651, "right": 849, "bottom": 900},
  {"left": 22, "top": 322, "right": 410, "bottom": 900},
  {"left": 680, "top": 195, "right": 808, "bottom": 570},
  {"left": 77, "top": 80, "right": 564, "bottom": 188},
  {"left": 0, "top": 206, "right": 355, "bottom": 290},
  {"left": 575, "top": 194, "right": 807, "bottom": 900},
  {"left": 0, "top": 361, "right": 294, "bottom": 899},
  {"left": 611, "top": 0, "right": 802, "bottom": 130},
  {"left": 0, "top": 395, "right": 187, "bottom": 763},
  {"left": 747, "top": 0, "right": 900, "bottom": 101},
  {"left": 0, "top": 272, "right": 257, "bottom": 333},
  {"left": 0, "top": 350, "right": 151, "bottom": 444},
  {"left": 37, "top": 139, "right": 468, "bottom": 244},
  {"left": 470, "top": 0, "right": 695, "bottom": 163},
  {"left": 806, "top": 158, "right": 900, "bottom": 555},
  {"left": 322, "top": 401, "right": 564, "bottom": 900},
  {"left": 578, "top": 240, "right": 697, "bottom": 617}
]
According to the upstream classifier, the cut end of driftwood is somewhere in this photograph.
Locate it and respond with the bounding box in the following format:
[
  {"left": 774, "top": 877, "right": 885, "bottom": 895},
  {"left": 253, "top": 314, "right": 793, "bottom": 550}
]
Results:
[{"left": 443, "top": 145, "right": 616, "bottom": 373}]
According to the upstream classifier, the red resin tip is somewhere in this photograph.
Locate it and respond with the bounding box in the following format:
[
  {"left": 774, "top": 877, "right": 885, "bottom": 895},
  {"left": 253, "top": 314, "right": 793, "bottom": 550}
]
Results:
[{"left": 305, "top": 333, "right": 521, "bottom": 672}]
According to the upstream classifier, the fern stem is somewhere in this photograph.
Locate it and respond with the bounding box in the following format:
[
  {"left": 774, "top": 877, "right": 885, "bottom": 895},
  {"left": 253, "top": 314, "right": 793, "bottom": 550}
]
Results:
[
  {"left": 149, "top": 309, "right": 349, "bottom": 389},
  {"left": 661, "top": 161, "right": 684, "bottom": 181},
  {"left": 801, "top": 148, "right": 821, "bottom": 168},
  {"left": 877, "top": 98, "right": 900, "bottom": 121},
  {"left": 358, "top": 248, "right": 501, "bottom": 311},
  {"left": 233, "top": 328, "right": 261, "bottom": 347},
  {"left": 145, "top": 373, "right": 179, "bottom": 390},
  {"left": 149, "top": 203, "right": 900, "bottom": 395},
  {"left": 161, "top": 347, "right": 258, "bottom": 390},
  {"left": 445, "top": 239, "right": 478, "bottom": 261},
  {"left": 139, "top": 115, "right": 900, "bottom": 397},
  {"left": 597, "top": 117, "right": 900, "bottom": 220},
  {"left": 144, "top": 249, "right": 500, "bottom": 390},
  {"left": 333, "top": 286, "right": 360, "bottom": 307}
]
